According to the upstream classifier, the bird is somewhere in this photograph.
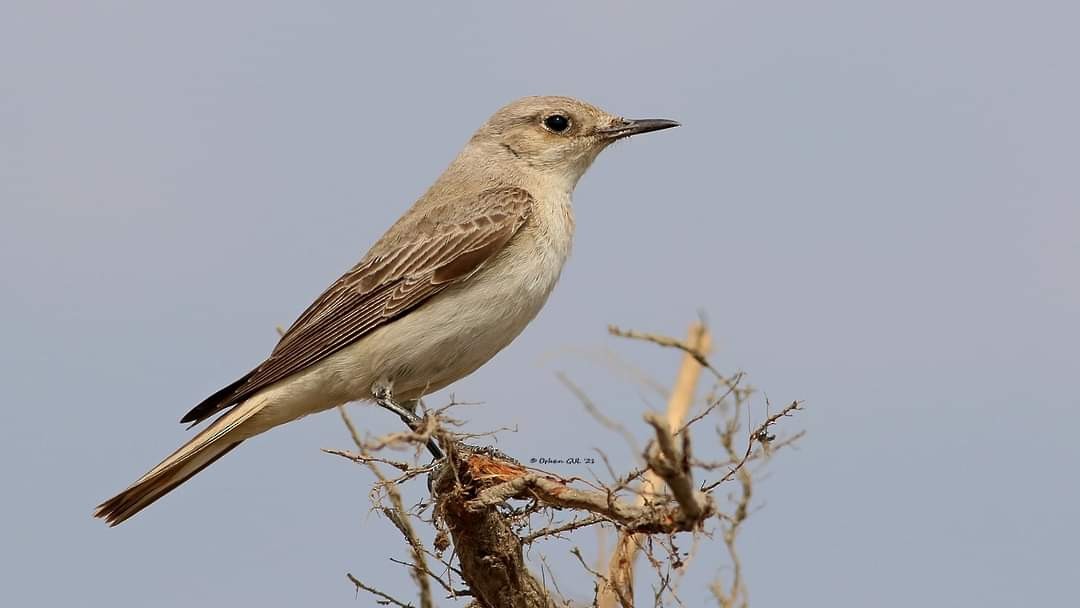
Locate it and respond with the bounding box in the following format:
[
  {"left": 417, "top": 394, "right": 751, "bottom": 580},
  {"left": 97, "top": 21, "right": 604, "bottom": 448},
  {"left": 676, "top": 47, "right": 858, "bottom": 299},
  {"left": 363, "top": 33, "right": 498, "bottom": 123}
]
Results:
[{"left": 94, "top": 95, "right": 678, "bottom": 525}]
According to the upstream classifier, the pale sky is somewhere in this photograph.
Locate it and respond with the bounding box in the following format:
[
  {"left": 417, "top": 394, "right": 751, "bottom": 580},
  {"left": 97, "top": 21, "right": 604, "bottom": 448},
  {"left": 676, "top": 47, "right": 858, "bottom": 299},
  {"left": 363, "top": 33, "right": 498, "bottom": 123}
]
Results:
[{"left": 2, "top": 2, "right": 1077, "bottom": 606}]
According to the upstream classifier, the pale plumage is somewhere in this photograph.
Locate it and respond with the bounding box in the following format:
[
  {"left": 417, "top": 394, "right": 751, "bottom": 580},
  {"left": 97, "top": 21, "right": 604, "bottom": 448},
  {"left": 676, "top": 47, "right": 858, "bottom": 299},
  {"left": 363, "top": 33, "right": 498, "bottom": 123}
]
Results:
[{"left": 95, "top": 96, "right": 677, "bottom": 525}]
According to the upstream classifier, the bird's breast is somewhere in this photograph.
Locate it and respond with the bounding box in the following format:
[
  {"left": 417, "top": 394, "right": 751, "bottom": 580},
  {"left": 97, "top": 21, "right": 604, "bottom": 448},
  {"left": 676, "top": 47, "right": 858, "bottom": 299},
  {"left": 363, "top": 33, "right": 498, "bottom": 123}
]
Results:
[
  {"left": 378, "top": 194, "right": 575, "bottom": 398},
  {"left": 458, "top": 191, "right": 574, "bottom": 340},
  {"left": 260, "top": 197, "right": 576, "bottom": 413}
]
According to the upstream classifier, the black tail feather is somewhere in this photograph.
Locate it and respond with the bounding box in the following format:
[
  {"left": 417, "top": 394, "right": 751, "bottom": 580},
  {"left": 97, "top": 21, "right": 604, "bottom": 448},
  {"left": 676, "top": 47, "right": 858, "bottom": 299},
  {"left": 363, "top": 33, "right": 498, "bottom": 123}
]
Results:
[{"left": 180, "top": 372, "right": 255, "bottom": 426}]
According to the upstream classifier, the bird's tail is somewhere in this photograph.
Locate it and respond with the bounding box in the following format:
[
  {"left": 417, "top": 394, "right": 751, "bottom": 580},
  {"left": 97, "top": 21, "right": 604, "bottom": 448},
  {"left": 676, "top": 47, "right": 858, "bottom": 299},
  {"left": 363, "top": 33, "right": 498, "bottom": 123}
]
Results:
[{"left": 94, "top": 397, "right": 266, "bottom": 526}]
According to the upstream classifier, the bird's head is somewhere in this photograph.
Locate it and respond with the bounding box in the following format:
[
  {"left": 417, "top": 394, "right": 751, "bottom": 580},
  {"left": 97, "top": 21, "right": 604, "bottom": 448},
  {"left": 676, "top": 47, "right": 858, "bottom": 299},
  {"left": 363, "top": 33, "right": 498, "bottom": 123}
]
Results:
[{"left": 472, "top": 96, "right": 679, "bottom": 191}]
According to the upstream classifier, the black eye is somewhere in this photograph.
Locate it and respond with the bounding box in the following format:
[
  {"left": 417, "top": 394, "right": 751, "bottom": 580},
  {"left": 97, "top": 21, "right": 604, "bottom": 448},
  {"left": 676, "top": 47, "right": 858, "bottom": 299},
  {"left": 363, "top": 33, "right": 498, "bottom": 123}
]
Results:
[{"left": 543, "top": 114, "right": 570, "bottom": 133}]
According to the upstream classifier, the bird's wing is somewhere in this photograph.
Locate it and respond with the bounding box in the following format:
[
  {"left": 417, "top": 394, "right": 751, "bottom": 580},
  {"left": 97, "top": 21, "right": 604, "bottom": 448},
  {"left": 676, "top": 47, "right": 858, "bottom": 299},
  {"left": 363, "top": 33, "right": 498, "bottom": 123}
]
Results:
[{"left": 181, "top": 187, "right": 533, "bottom": 425}]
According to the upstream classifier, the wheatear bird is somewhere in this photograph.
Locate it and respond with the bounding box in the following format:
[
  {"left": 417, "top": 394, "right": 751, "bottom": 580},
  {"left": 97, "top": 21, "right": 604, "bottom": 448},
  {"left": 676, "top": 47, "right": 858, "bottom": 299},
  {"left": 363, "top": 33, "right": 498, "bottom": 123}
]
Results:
[{"left": 95, "top": 96, "right": 678, "bottom": 525}]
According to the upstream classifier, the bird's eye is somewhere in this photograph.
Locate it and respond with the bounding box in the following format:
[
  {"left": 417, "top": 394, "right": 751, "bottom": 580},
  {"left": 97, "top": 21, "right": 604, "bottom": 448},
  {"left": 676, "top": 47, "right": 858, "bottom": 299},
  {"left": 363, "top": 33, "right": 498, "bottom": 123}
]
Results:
[{"left": 543, "top": 114, "right": 570, "bottom": 133}]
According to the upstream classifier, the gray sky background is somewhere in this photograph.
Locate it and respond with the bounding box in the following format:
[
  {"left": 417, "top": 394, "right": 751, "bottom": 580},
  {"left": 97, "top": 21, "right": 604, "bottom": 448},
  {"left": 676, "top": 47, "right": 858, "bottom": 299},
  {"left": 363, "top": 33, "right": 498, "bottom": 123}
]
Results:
[{"left": 2, "top": 1, "right": 1077, "bottom": 606}]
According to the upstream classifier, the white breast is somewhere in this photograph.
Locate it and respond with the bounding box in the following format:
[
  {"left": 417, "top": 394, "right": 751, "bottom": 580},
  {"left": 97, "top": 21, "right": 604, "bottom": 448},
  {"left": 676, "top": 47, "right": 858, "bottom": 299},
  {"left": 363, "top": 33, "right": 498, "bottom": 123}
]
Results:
[
  {"left": 246, "top": 193, "right": 575, "bottom": 431},
  {"left": 308, "top": 192, "right": 577, "bottom": 404}
]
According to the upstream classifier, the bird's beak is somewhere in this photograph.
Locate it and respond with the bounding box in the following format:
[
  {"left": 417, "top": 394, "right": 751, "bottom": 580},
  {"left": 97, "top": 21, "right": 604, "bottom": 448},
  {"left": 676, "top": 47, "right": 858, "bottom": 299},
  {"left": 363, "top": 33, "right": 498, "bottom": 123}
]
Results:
[{"left": 597, "top": 118, "right": 681, "bottom": 140}]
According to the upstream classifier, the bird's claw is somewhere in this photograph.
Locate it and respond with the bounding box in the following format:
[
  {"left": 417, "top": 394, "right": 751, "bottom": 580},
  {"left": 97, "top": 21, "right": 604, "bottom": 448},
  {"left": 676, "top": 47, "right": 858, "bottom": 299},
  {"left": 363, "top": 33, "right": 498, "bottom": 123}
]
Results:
[{"left": 371, "top": 383, "right": 444, "bottom": 461}]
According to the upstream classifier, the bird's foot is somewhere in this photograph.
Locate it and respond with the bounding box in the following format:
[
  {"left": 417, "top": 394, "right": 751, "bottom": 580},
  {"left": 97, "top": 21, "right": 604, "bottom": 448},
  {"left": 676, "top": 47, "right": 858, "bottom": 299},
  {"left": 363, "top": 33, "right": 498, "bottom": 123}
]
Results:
[
  {"left": 425, "top": 441, "right": 526, "bottom": 500},
  {"left": 371, "top": 383, "right": 444, "bottom": 460},
  {"left": 450, "top": 442, "right": 518, "bottom": 465}
]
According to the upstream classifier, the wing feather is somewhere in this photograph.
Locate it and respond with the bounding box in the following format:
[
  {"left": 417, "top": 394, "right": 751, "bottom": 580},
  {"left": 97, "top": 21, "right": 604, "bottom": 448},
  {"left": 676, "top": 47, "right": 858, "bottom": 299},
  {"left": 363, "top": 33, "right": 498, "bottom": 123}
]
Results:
[{"left": 180, "top": 187, "right": 533, "bottom": 425}]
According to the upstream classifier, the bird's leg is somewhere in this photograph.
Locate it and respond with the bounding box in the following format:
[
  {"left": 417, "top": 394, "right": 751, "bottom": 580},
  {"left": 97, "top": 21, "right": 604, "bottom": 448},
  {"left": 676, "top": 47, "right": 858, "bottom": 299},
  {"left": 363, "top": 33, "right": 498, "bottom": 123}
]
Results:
[
  {"left": 371, "top": 383, "right": 444, "bottom": 460},
  {"left": 401, "top": 398, "right": 422, "bottom": 415},
  {"left": 371, "top": 383, "right": 421, "bottom": 425}
]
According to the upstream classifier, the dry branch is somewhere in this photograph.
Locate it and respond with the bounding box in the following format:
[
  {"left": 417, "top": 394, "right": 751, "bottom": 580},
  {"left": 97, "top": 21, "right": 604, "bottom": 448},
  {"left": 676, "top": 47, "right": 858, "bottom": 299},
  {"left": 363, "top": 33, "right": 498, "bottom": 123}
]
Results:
[
  {"left": 431, "top": 444, "right": 558, "bottom": 608},
  {"left": 328, "top": 322, "right": 803, "bottom": 608},
  {"left": 599, "top": 322, "right": 711, "bottom": 608}
]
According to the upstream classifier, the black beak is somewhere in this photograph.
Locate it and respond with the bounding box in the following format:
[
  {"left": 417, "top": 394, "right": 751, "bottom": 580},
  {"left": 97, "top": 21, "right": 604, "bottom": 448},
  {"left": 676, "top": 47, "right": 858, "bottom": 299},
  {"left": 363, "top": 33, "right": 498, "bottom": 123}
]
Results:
[{"left": 598, "top": 118, "right": 680, "bottom": 140}]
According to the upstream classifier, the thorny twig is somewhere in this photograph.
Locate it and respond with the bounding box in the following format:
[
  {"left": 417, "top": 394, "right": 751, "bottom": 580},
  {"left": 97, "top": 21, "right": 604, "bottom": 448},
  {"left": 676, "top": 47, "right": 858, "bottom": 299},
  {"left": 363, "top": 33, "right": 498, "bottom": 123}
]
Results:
[
  {"left": 522, "top": 515, "right": 609, "bottom": 545},
  {"left": 330, "top": 324, "right": 803, "bottom": 608},
  {"left": 338, "top": 407, "right": 435, "bottom": 608},
  {"left": 608, "top": 324, "right": 740, "bottom": 391},
  {"left": 347, "top": 572, "right": 414, "bottom": 608},
  {"left": 701, "top": 400, "right": 803, "bottom": 493}
]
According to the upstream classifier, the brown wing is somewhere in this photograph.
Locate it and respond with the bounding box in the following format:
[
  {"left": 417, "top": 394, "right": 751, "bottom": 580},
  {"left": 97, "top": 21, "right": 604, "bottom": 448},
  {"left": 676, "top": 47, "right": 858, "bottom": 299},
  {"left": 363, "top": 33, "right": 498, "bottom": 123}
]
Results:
[{"left": 181, "top": 187, "right": 533, "bottom": 425}]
